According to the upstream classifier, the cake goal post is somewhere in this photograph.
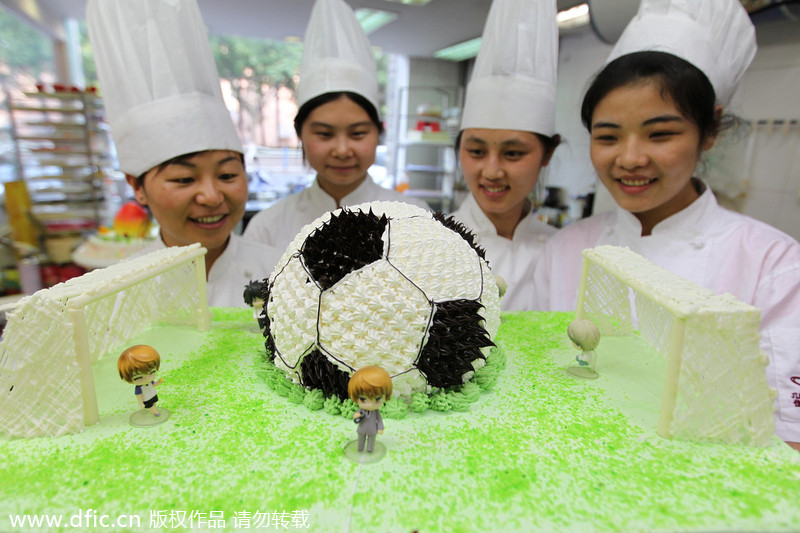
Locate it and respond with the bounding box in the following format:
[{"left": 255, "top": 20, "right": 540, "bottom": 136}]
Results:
[
  {"left": 0, "top": 244, "right": 210, "bottom": 438},
  {"left": 575, "top": 245, "right": 775, "bottom": 447}
]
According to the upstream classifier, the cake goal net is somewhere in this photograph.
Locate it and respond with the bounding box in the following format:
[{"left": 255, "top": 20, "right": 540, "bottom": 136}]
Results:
[
  {"left": 576, "top": 245, "right": 774, "bottom": 447},
  {"left": 0, "top": 244, "right": 209, "bottom": 438}
]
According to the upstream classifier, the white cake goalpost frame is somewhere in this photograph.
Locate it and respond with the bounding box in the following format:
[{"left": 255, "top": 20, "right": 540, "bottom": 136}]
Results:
[
  {"left": 0, "top": 244, "right": 210, "bottom": 439},
  {"left": 576, "top": 245, "right": 775, "bottom": 447}
]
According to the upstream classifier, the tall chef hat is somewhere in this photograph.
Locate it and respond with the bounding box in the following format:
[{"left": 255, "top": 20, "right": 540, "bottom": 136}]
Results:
[
  {"left": 87, "top": 0, "right": 242, "bottom": 177},
  {"left": 297, "top": 0, "right": 380, "bottom": 114},
  {"left": 460, "top": 0, "right": 558, "bottom": 136},
  {"left": 606, "top": 0, "right": 757, "bottom": 106}
]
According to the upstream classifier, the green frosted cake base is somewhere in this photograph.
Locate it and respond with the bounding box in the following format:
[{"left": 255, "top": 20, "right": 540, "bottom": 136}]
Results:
[
  {"left": 256, "top": 342, "right": 506, "bottom": 418},
  {"left": 1, "top": 308, "right": 798, "bottom": 532}
]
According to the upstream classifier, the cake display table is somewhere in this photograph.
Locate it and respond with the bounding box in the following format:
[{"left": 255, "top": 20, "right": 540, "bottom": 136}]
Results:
[{"left": 2, "top": 308, "right": 798, "bottom": 532}]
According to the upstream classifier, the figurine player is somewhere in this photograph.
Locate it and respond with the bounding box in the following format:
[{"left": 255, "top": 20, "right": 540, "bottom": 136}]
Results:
[
  {"left": 243, "top": 280, "right": 267, "bottom": 329},
  {"left": 118, "top": 345, "right": 164, "bottom": 416},
  {"left": 348, "top": 366, "right": 392, "bottom": 453},
  {"left": 566, "top": 319, "right": 601, "bottom": 380}
]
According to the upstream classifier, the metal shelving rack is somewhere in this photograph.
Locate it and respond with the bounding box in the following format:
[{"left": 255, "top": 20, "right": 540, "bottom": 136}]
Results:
[
  {"left": 392, "top": 86, "right": 463, "bottom": 213},
  {"left": 8, "top": 90, "right": 115, "bottom": 231}
]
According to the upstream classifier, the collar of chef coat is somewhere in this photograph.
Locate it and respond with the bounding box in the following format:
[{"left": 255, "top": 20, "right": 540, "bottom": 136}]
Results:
[
  {"left": 308, "top": 174, "right": 382, "bottom": 212},
  {"left": 458, "top": 193, "right": 542, "bottom": 241},
  {"left": 611, "top": 179, "right": 717, "bottom": 245}
]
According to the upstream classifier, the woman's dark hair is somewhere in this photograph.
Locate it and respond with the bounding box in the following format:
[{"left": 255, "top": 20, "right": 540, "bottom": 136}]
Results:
[
  {"left": 581, "top": 51, "right": 721, "bottom": 142},
  {"left": 135, "top": 150, "right": 245, "bottom": 185},
  {"left": 294, "top": 91, "right": 384, "bottom": 137}
]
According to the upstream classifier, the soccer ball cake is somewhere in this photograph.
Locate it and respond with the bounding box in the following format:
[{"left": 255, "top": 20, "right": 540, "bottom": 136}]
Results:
[{"left": 256, "top": 201, "right": 502, "bottom": 399}]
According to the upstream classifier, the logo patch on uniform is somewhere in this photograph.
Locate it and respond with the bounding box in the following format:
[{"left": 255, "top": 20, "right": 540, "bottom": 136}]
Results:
[{"left": 792, "top": 377, "right": 800, "bottom": 407}]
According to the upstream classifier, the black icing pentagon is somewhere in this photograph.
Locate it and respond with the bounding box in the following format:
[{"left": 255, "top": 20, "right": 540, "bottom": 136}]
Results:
[
  {"left": 300, "top": 349, "right": 352, "bottom": 400},
  {"left": 433, "top": 212, "right": 487, "bottom": 261},
  {"left": 301, "top": 209, "right": 388, "bottom": 291},
  {"left": 416, "top": 299, "right": 495, "bottom": 389}
]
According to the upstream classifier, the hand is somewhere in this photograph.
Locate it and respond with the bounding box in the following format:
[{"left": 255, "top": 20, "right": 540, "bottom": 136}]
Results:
[{"left": 377, "top": 430, "right": 383, "bottom": 435}]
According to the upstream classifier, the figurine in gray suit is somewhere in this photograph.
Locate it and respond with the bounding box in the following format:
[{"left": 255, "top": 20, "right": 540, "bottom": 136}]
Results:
[{"left": 348, "top": 366, "right": 393, "bottom": 453}]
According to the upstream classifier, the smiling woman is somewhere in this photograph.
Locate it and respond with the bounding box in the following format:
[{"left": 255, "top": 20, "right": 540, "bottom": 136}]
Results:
[
  {"left": 449, "top": 0, "right": 560, "bottom": 311},
  {"left": 129, "top": 151, "right": 248, "bottom": 268},
  {"left": 87, "top": 0, "right": 280, "bottom": 307},
  {"left": 587, "top": 78, "right": 711, "bottom": 236},
  {"left": 296, "top": 92, "right": 382, "bottom": 201},
  {"left": 533, "top": 0, "right": 800, "bottom": 449},
  {"left": 242, "top": 0, "right": 429, "bottom": 253},
  {"left": 457, "top": 129, "right": 557, "bottom": 240}
]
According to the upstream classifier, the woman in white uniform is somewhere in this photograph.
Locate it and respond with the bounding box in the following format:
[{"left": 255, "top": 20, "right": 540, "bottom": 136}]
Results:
[
  {"left": 87, "top": 0, "right": 281, "bottom": 308},
  {"left": 450, "top": 0, "right": 560, "bottom": 311},
  {"left": 532, "top": 0, "right": 800, "bottom": 449},
  {"left": 243, "top": 0, "right": 428, "bottom": 252}
]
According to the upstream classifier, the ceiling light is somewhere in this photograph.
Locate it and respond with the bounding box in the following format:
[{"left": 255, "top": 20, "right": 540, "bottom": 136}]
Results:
[
  {"left": 434, "top": 4, "right": 591, "bottom": 62},
  {"left": 355, "top": 8, "right": 398, "bottom": 34},
  {"left": 381, "top": 0, "right": 434, "bottom": 5},
  {"left": 557, "top": 3, "right": 589, "bottom": 30},
  {"left": 434, "top": 37, "right": 482, "bottom": 62}
]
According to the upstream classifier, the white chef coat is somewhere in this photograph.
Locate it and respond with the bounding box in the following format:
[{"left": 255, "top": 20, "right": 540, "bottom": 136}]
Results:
[
  {"left": 243, "top": 176, "right": 431, "bottom": 252},
  {"left": 533, "top": 181, "right": 800, "bottom": 442},
  {"left": 139, "top": 234, "right": 281, "bottom": 308},
  {"left": 451, "top": 194, "right": 556, "bottom": 311}
]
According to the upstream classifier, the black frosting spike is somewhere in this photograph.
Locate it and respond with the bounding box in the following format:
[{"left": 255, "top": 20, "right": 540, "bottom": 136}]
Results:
[
  {"left": 300, "top": 208, "right": 388, "bottom": 290},
  {"left": 299, "top": 349, "right": 352, "bottom": 400},
  {"left": 416, "top": 299, "right": 495, "bottom": 388},
  {"left": 432, "top": 212, "right": 487, "bottom": 261},
  {"left": 261, "top": 287, "right": 276, "bottom": 362}
]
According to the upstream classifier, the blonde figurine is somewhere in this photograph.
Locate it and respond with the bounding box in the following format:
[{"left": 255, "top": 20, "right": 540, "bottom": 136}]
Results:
[
  {"left": 566, "top": 319, "right": 601, "bottom": 380},
  {"left": 348, "top": 366, "right": 392, "bottom": 454},
  {"left": 118, "top": 344, "right": 170, "bottom": 426}
]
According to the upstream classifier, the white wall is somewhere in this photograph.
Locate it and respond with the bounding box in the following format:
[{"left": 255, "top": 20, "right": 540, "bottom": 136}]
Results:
[
  {"left": 550, "top": 20, "right": 800, "bottom": 241},
  {"left": 729, "top": 20, "right": 800, "bottom": 240},
  {"left": 548, "top": 27, "right": 612, "bottom": 215}
]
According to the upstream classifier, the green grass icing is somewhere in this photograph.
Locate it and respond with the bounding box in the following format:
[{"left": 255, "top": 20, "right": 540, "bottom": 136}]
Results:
[{"left": 0, "top": 308, "right": 798, "bottom": 533}]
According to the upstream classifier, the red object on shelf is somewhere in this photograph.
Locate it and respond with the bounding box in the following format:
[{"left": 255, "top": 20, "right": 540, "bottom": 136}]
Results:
[
  {"left": 59, "top": 264, "right": 86, "bottom": 282},
  {"left": 415, "top": 120, "right": 441, "bottom": 132},
  {"left": 44, "top": 219, "right": 98, "bottom": 233},
  {"left": 40, "top": 264, "right": 61, "bottom": 288},
  {"left": 40, "top": 263, "right": 86, "bottom": 287}
]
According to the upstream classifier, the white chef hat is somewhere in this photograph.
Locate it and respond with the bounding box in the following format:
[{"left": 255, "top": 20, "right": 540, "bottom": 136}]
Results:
[
  {"left": 87, "top": 0, "right": 242, "bottom": 177},
  {"left": 296, "top": 0, "right": 380, "bottom": 114},
  {"left": 460, "top": 0, "right": 558, "bottom": 136},
  {"left": 606, "top": 0, "right": 757, "bottom": 106}
]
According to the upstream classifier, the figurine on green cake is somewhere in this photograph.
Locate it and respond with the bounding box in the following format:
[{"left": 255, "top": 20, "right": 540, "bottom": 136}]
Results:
[
  {"left": 342, "top": 366, "right": 393, "bottom": 462},
  {"left": 348, "top": 366, "right": 392, "bottom": 453},
  {"left": 566, "top": 319, "right": 601, "bottom": 380},
  {"left": 118, "top": 345, "right": 171, "bottom": 426}
]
